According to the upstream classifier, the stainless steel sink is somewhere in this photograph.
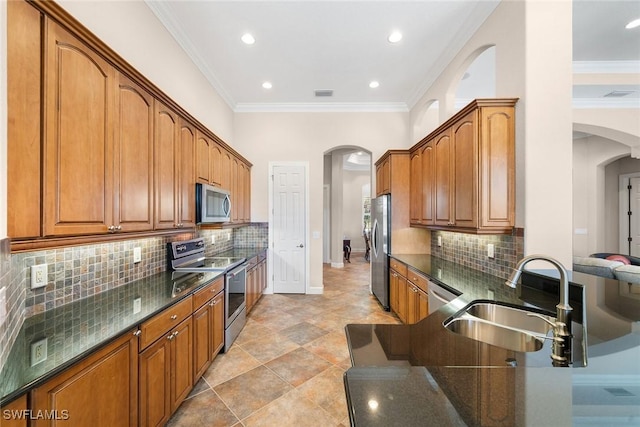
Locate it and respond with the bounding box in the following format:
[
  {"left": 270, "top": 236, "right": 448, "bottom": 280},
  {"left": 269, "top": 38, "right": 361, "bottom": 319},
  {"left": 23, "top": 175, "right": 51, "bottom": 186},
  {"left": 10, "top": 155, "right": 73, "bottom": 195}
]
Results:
[
  {"left": 464, "top": 302, "right": 554, "bottom": 335},
  {"left": 444, "top": 317, "right": 545, "bottom": 352},
  {"left": 443, "top": 301, "right": 555, "bottom": 353}
]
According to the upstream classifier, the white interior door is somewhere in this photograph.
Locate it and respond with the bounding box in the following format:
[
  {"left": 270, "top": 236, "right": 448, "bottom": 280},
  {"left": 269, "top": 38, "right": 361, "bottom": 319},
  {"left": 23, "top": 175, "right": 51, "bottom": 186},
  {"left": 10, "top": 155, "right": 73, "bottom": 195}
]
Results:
[{"left": 272, "top": 164, "right": 307, "bottom": 293}]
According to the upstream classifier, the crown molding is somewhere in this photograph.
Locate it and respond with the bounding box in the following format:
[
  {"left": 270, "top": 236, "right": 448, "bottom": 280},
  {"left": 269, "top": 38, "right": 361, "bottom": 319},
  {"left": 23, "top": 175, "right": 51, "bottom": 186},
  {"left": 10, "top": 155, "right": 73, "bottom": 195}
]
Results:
[
  {"left": 234, "top": 102, "right": 409, "bottom": 113},
  {"left": 573, "top": 61, "right": 640, "bottom": 74}
]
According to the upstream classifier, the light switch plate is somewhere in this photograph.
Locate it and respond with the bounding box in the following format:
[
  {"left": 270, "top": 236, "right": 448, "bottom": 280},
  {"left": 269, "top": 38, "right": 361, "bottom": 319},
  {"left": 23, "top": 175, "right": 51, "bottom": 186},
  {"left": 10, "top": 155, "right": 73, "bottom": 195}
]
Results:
[
  {"left": 31, "top": 264, "right": 48, "bottom": 289},
  {"left": 437, "top": 236, "right": 442, "bottom": 247},
  {"left": 487, "top": 244, "right": 495, "bottom": 258},
  {"left": 211, "top": 235, "right": 216, "bottom": 244}
]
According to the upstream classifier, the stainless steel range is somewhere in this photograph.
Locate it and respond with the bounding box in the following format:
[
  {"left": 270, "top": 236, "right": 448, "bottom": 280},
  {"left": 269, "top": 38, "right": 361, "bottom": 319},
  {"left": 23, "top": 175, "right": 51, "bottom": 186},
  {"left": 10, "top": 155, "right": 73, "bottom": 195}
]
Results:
[{"left": 168, "top": 238, "right": 247, "bottom": 351}]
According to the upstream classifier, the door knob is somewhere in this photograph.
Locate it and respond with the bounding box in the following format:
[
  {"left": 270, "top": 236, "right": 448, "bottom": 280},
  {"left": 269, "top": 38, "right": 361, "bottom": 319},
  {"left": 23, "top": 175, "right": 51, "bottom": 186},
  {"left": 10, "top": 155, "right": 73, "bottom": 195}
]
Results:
[{"left": 298, "top": 244, "right": 304, "bottom": 248}]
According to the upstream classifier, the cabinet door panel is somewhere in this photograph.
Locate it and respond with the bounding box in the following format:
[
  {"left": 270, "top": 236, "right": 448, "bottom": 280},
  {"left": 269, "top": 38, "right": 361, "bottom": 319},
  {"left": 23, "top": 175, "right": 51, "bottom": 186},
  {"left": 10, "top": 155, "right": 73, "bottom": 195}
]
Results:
[
  {"left": 195, "top": 132, "right": 211, "bottom": 184},
  {"left": 397, "top": 275, "right": 408, "bottom": 323},
  {"left": 154, "top": 102, "right": 179, "bottom": 230},
  {"left": 139, "top": 338, "right": 171, "bottom": 427},
  {"left": 115, "top": 74, "right": 154, "bottom": 231},
  {"left": 44, "top": 20, "right": 114, "bottom": 236},
  {"left": 31, "top": 332, "right": 138, "bottom": 427},
  {"left": 421, "top": 144, "right": 434, "bottom": 225},
  {"left": 171, "top": 317, "right": 193, "bottom": 412},
  {"left": 434, "top": 131, "right": 452, "bottom": 226},
  {"left": 193, "top": 304, "right": 212, "bottom": 382},
  {"left": 211, "top": 143, "right": 223, "bottom": 186},
  {"left": 480, "top": 107, "right": 516, "bottom": 228},
  {"left": 179, "top": 120, "right": 196, "bottom": 228},
  {"left": 211, "top": 292, "right": 225, "bottom": 357},
  {"left": 453, "top": 112, "right": 478, "bottom": 228},
  {"left": 410, "top": 151, "right": 422, "bottom": 224}
]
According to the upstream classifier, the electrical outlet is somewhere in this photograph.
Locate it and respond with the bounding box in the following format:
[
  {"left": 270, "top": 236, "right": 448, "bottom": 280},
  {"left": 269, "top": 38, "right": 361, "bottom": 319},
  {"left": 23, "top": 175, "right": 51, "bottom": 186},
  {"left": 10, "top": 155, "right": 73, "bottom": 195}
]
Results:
[
  {"left": 227, "top": 232, "right": 231, "bottom": 241},
  {"left": 437, "top": 236, "right": 442, "bottom": 247},
  {"left": 133, "top": 297, "right": 142, "bottom": 314},
  {"left": 0, "top": 287, "right": 7, "bottom": 327},
  {"left": 31, "top": 264, "right": 48, "bottom": 290},
  {"left": 31, "top": 338, "right": 48, "bottom": 366},
  {"left": 211, "top": 235, "right": 216, "bottom": 244},
  {"left": 487, "top": 244, "right": 495, "bottom": 259},
  {"left": 133, "top": 247, "right": 142, "bottom": 263}
]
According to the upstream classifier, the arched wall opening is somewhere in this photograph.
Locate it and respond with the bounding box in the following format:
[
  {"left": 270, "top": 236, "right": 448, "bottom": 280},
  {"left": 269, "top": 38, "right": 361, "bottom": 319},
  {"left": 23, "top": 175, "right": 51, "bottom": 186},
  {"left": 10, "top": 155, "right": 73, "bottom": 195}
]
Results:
[{"left": 323, "top": 146, "right": 372, "bottom": 267}]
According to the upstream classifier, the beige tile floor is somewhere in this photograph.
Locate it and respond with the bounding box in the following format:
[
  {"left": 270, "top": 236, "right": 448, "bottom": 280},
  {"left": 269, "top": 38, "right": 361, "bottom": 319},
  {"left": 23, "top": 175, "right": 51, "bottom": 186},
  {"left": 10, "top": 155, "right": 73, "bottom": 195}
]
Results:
[{"left": 167, "top": 253, "right": 400, "bottom": 427}]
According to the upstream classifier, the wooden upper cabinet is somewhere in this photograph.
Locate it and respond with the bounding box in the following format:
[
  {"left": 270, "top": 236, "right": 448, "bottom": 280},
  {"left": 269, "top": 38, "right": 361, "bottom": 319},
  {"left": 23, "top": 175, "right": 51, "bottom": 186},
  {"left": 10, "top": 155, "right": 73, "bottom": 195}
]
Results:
[
  {"left": 220, "top": 150, "right": 232, "bottom": 191},
  {"left": 179, "top": 119, "right": 196, "bottom": 228},
  {"left": 421, "top": 143, "right": 435, "bottom": 225},
  {"left": 210, "top": 143, "right": 223, "bottom": 187},
  {"left": 231, "top": 157, "right": 240, "bottom": 222},
  {"left": 452, "top": 111, "right": 478, "bottom": 229},
  {"left": 410, "top": 99, "right": 517, "bottom": 234},
  {"left": 479, "top": 106, "right": 516, "bottom": 230},
  {"left": 195, "top": 131, "right": 212, "bottom": 184},
  {"left": 410, "top": 150, "right": 422, "bottom": 224},
  {"left": 8, "top": 0, "right": 41, "bottom": 239},
  {"left": 154, "top": 101, "right": 179, "bottom": 230},
  {"left": 114, "top": 73, "right": 154, "bottom": 232},
  {"left": 43, "top": 19, "right": 115, "bottom": 236},
  {"left": 375, "top": 156, "right": 391, "bottom": 196},
  {"left": 243, "top": 162, "right": 251, "bottom": 222},
  {"left": 434, "top": 129, "right": 453, "bottom": 227}
]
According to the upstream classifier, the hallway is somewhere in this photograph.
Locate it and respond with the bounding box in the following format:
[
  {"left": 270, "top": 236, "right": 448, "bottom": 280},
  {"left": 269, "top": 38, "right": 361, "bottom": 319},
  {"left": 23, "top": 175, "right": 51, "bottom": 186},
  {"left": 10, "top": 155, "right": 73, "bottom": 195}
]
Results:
[{"left": 167, "top": 253, "right": 400, "bottom": 426}]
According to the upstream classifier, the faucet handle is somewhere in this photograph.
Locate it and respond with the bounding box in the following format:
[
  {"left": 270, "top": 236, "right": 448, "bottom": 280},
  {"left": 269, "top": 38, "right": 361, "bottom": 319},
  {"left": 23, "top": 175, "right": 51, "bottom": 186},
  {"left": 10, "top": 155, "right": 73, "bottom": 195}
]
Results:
[{"left": 526, "top": 312, "right": 556, "bottom": 328}]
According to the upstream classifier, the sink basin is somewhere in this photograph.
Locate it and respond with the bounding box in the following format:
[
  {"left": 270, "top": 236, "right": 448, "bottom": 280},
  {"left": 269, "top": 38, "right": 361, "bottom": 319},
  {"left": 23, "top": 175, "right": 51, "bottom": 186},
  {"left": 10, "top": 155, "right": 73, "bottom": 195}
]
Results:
[
  {"left": 445, "top": 317, "right": 545, "bottom": 352},
  {"left": 464, "top": 302, "right": 554, "bottom": 335},
  {"left": 443, "top": 301, "right": 555, "bottom": 352}
]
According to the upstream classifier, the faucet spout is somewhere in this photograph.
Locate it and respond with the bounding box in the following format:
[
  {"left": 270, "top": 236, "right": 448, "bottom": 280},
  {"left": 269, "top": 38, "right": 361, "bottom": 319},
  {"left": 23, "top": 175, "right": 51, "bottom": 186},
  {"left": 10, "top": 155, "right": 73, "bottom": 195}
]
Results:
[{"left": 506, "top": 254, "right": 573, "bottom": 366}]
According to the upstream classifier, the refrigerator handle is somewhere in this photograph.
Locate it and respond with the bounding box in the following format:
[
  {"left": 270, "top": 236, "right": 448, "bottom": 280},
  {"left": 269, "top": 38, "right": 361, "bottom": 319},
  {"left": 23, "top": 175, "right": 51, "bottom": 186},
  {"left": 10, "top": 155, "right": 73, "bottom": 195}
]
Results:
[{"left": 372, "top": 219, "right": 379, "bottom": 258}]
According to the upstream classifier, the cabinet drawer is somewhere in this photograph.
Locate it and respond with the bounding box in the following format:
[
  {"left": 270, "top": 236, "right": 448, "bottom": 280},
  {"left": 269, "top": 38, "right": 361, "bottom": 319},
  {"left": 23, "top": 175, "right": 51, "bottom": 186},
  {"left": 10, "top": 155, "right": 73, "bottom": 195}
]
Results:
[
  {"left": 246, "top": 255, "right": 258, "bottom": 270},
  {"left": 192, "top": 276, "right": 224, "bottom": 309},
  {"left": 390, "top": 258, "right": 407, "bottom": 277},
  {"left": 407, "top": 268, "right": 428, "bottom": 292},
  {"left": 139, "top": 296, "right": 192, "bottom": 350}
]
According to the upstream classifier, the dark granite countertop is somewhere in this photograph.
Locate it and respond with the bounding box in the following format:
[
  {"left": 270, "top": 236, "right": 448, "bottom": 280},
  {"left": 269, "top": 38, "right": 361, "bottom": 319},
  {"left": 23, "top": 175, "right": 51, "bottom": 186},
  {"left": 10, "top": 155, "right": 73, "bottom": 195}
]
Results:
[
  {"left": 345, "top": 254, "right": 640, "bottom": 426},
  {"left": 0, "top": 246, "right": 268, "bottom": 406}
]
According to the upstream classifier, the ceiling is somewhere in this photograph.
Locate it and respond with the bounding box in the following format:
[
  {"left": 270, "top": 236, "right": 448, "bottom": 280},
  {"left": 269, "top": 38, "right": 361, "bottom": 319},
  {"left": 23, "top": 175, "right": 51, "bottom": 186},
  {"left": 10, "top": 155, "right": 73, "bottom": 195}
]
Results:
[{"left": 146, "top": 0, "right": 640, "bottom": 112}]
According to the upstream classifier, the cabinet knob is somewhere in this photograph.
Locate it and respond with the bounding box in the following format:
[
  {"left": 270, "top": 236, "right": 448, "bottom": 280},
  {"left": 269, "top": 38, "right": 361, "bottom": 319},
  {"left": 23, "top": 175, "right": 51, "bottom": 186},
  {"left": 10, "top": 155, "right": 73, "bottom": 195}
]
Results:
[
  {"left": 167, "top": 334, "right": 174, "bottom": 341},
  {"left": 116, "top": 225, "right": 122, "bottom": 231},
  {"left": 133, "top": 330, "right": 142, "bottom": 337},
  {"left": 170, "top": 314, "right": 178, "bottom": 320},
  {"left": 209, "top": 301, "right": 215, "bottom": 307},
  {"left": 108, "top": 225, "right": 115, "bottom": 232},
  {"left": 173, "top": 331, "right": 179, "bottom": 337}
]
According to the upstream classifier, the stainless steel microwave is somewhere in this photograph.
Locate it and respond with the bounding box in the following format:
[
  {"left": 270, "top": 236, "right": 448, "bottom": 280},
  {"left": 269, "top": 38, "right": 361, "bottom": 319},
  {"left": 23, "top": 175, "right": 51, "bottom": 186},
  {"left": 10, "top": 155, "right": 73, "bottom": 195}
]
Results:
[{"left": 196, "top": 183, "right": 231, "bottom": 223}]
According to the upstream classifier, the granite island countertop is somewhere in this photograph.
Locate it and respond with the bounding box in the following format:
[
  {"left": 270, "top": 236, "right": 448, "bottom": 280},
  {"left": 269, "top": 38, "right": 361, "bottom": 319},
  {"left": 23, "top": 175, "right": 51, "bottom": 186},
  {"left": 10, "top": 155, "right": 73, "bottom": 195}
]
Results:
[
  {"left": 344, "top": 254, "right": 640, "bottom": 426},
  {"left": 0, "top": 247, "right": 267, "bottom": 406}
]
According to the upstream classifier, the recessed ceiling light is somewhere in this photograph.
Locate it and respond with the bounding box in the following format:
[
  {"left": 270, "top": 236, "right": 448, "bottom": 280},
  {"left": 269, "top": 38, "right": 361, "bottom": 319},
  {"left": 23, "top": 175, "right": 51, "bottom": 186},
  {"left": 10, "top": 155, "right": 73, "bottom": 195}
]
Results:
[
  {"left": 388, "top": 31, "right": 402, "bottom": 43},
  {"left": 262, "top": 81, "right": 272, "bottom": 89},
  {"left": 626, "top": 18, "right": 640, "bottom": 29},
  {"left": 369, "top": 81, "right": 380, "bottom": 89},
  {"left": 241, "top": 33, "right": 255, "bottom": 45}
]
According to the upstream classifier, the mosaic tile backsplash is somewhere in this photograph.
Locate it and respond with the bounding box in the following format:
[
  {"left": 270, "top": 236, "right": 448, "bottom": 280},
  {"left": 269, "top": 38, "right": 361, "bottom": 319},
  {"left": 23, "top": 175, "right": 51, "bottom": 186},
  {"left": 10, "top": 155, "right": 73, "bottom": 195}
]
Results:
[
  {"left": 0, "top": 224, "right": 269, "bottom": 373},
  {"left": 430, "top": 230, "right": 524, "bottom": 280}
]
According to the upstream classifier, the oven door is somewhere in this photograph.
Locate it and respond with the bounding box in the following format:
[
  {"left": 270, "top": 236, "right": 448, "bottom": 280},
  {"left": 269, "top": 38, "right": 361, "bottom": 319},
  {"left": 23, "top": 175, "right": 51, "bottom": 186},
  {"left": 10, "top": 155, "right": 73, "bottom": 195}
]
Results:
[{"left": 225, "top": 264, "right": 246, "bottom": 327}]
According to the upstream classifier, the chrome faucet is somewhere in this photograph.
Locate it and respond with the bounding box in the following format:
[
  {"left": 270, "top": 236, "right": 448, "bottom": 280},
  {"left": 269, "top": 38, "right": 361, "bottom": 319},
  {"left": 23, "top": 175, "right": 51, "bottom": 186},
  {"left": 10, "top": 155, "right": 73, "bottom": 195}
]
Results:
[{"left": 505, "top": 254, "right": 573, "bottom": 366}]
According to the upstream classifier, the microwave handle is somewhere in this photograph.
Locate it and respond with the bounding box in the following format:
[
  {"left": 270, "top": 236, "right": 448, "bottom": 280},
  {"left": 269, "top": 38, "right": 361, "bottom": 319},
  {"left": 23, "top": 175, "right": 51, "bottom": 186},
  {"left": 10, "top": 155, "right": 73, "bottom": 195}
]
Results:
[{"left": 223, "top": 194, "right": 231, "bottom": 217}]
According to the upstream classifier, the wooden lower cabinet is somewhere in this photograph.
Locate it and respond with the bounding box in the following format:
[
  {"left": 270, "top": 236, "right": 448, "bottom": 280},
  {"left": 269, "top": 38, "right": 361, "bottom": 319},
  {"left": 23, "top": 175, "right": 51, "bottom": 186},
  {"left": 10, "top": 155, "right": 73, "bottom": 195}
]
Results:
[
  {"left": 139, "top": 316, "right": 193, "bottom": 427},
  {"left": 193, "top": 282, "right": 225, "bottom": 382},
  {"left": 390, "top": 260, "right": 428, "bottom": 325},
  {"left": 30, "top": 330, "right": 139, "bottom": 427},
  {"left": 246, "top": 253, "right": 268, "bottom": 314},
  {"left": 1, "top": 394, "right": 28, "bottom": 427},
  {"left": 406, "top": 284, "right": 429, "bottom": 324}
]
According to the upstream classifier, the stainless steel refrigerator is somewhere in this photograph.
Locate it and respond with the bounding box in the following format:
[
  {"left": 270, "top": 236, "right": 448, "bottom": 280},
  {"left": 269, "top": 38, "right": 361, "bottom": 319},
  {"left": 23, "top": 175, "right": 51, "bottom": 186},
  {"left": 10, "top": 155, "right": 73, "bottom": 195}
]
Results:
[{"left": 371, "top": 195, "right": 390, "bottom": 310}]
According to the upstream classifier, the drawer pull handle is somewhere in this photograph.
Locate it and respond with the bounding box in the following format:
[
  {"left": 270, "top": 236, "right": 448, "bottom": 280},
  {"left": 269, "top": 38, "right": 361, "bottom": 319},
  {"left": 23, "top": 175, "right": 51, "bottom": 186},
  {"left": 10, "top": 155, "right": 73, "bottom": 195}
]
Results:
[{"left": 170, "top": 315, "right": 178, "bottom": 320}]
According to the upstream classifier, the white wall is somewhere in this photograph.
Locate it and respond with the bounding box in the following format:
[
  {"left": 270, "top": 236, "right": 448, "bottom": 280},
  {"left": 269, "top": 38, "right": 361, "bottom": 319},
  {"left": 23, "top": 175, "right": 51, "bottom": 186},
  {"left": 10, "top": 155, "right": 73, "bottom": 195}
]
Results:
[
  {"left": 56, "top": 0, "right": 234, "bottom": 144},
  {"left": 234, "top": 112, "right": 410, "bottom": 291}
]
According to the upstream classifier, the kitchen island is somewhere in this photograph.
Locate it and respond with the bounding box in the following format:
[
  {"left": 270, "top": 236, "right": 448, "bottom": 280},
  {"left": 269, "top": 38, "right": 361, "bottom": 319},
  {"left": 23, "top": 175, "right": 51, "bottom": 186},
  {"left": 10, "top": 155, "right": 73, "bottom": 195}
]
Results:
[{"left": 344, "top": 254, "right": 640, "bottom": 426}]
